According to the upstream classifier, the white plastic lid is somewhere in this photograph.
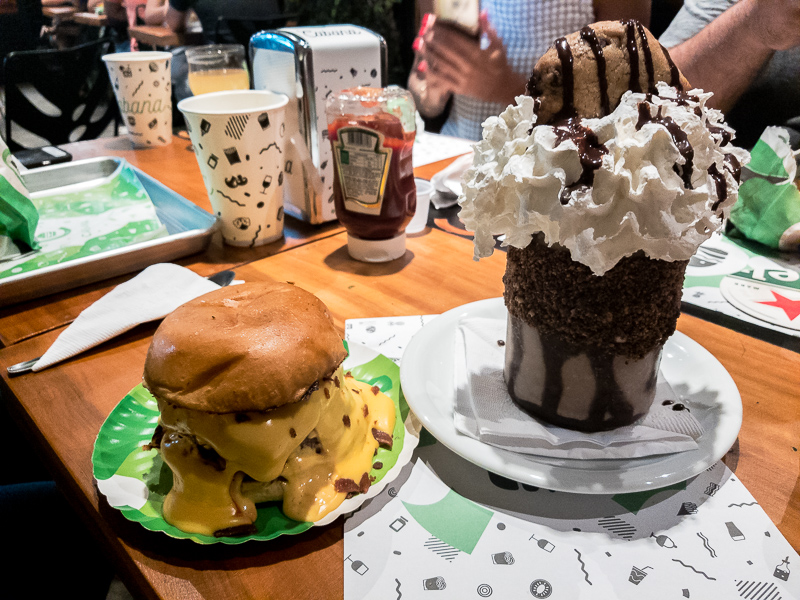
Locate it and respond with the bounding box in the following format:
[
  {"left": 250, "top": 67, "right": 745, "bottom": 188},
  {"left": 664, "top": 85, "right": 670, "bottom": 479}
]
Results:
[{"left": 347, "top": 232, "right": 406, "bottom": 262}]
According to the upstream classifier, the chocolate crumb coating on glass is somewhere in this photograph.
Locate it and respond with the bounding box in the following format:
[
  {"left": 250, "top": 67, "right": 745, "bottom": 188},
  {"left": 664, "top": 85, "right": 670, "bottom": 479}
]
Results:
[{"left": 503, "top": 235, "right": 688, "bottom": 360}]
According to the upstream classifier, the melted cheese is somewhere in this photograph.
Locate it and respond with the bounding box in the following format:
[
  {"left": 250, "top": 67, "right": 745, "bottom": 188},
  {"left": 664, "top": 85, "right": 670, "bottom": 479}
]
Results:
[{"left": 157, "top": 367, "right": 396, "bottom": 536}]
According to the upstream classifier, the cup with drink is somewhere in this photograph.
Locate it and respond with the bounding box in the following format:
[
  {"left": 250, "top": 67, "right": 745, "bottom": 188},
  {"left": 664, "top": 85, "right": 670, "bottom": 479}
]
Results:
[
  {"left": 178, "top": 90, "right": 288, "bottom": 247},
  {"left": 102, "top": 51, "right": 172, "bottom": 147},
  {"left": 326, "top": 86, "right": 417, "bottom": 262},
  {"left": 186, "top": 44, "right": 249, "bottom": 95}
]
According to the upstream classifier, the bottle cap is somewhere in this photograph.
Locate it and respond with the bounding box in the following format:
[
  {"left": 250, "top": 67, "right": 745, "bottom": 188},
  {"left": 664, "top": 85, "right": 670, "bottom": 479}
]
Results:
[{"left": 346, "top": 232, "right": 406, "bottom": 263}]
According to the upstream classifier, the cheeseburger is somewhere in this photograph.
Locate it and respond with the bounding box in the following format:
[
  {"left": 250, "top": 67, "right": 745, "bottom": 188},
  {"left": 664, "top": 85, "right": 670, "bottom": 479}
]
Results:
[{"left": 143, "top": 281, "right": 396, "bottom": 537}]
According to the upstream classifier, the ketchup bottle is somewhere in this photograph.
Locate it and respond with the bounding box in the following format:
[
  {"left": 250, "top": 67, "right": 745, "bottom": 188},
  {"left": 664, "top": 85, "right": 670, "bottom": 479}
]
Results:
[{"left": 326, "top": 87, "right": 416, "bottom": 262}]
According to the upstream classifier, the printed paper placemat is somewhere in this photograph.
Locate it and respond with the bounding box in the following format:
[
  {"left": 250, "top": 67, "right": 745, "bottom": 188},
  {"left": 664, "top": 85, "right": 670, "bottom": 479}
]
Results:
[
  {"left": 682, "top": 233, "right": 799, "bottom": 339},
  {"left": 345, "top": 316, "right": 799, "bottom": 599}
]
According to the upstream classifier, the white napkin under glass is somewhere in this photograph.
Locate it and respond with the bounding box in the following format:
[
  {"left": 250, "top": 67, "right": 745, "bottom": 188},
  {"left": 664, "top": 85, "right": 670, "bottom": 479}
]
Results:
[{"left": 454, "top": 317, "right": 705, "bottom": 459}]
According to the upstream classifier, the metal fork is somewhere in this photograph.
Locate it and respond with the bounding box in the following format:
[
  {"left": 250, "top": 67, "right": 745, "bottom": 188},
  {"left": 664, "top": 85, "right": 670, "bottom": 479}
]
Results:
[{"left": 6, "top": 270, "right": 236, "bottom": 376}]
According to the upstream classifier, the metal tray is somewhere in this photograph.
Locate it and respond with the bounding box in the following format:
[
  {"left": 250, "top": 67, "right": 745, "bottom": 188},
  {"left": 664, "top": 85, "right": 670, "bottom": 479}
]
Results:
[{"left": 0, "top": 157, "right": 216, "bottom": 307}]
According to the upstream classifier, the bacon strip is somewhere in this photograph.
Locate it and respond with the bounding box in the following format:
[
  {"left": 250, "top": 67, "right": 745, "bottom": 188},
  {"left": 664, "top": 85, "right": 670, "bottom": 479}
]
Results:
[{"left": 372, "top": 428, "right": 393, "bottom": 450}]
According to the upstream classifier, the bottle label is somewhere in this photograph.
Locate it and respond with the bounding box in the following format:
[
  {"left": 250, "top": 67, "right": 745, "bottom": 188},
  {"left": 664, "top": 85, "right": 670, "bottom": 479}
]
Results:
[{"left": 332, "top": 126, "right": 392, "bottom": 216}]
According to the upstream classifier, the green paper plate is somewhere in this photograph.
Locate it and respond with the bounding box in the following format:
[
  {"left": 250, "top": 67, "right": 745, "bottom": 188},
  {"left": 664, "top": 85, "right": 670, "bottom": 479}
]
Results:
[{"left": 92, "top": 345, "right": 416, "bottom": 544}]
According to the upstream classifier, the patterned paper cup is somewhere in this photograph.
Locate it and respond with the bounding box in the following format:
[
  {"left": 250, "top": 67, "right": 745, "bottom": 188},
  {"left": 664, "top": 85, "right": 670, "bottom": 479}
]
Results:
[
  {"left": 178, "top": 90, "right": 289, "bottom": 247},
  {"left": 102, "top": 51, "right": 173, "bottom": 148}
]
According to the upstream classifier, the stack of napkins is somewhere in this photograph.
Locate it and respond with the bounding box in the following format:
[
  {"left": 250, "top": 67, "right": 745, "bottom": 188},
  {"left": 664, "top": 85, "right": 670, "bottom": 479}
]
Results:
[{"left": 454, "top": 317, "right": 704, "bottom": 459}]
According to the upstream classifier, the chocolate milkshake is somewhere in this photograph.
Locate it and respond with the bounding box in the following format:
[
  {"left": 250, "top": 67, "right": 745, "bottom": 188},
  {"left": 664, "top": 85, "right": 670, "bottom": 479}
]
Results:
[{"left": 459, "top": 21, "right": 749, "bottom": 432}]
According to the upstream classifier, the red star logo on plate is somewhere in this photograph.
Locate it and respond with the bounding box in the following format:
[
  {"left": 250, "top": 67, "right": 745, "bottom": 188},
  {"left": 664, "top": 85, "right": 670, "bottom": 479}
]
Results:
[{"left": 756, "top": 290, "right": 800, "bottom": 321}]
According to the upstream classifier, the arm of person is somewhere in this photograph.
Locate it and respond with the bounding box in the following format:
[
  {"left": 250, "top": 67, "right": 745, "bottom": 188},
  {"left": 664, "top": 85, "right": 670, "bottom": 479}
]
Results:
[
  {"left": 665, "top": 0, "right": 800, "bottom": 112},
  {"left": 593, "top": 0, "right": 651, "bottom": 27},
  {"left": 148, "top": 0, "right": 191, "bottom": 31},
  {"left": 143, "top": 0, "right": 168, "bottom": 25},
  {"left": 408, "top": 54, "right": 454, "bottom": 119},
  {"left": 419, "top": 12, "right": 528, "bottom": 108},
  {"left": 408, "top": 13, "right": 455, "bottom": 119},
  {"left": 164, "top": 5, "right": 187, "bottom": 31}
]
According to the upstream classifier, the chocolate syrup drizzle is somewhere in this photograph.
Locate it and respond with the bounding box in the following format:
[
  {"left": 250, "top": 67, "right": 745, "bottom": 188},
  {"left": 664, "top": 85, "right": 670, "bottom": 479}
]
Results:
[
  {"left": 629, "top": 20, "right": 656, "bottom": 93},
  {"left": 625, "top": 21, "right": 642, "bottom": 93},
  {"left": 553, "top": 37, "right": 574, "bottom": 120},
  {"left": 724, "top": 153, "right": 741, "bottom": 182},
  {"left": 506, "top": 321, "right": 654, "bottom": 431},
  {"left": 636, "top": 102, "right": 695, "bottom": 188},
  {"left": 553, "top": 121, "right": 608, "bottom": 194},
  {"left": 708, "top": 163, "right": 727, "bottom": 211},
  {"left": 579, "top": 26, "right": 609, "bottom": 116},
  {"left": 708, "top": 154, "right": 742, "bottom": 215},
  {"left": 545, "top": 36, "right": 609, "bottom": 198},
  {"left": 660, "top": 42, "right": 683, "bottom": 89},
  {"left": 539, "top": 20, "right": 685, "bottom": 124},
  {"left": 709, "top": 126, "right": 732, "bottom": 146},
  {"left": 532, "top": 22, "right": 729, "bottom": 203}
]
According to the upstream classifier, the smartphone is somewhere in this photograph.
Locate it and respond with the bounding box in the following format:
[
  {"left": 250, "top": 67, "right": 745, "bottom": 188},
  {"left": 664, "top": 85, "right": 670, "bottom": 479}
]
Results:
[
  {"left": 433, "top": 0, "right": 480, "bottom": 37},
  {"left": 13, "top": 146, "right": 73, "bottom": 169}
]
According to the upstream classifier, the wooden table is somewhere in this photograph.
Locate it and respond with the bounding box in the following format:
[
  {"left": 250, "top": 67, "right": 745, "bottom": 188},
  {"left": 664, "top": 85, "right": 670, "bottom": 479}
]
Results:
[
  {"left": 42, "top": 5, "right": 78, "bottom": 19},
  {"left": 73, "top": 11, "right": 107, "bottom": 26},
  {"left": 0, "top": 144, "right": 797, "bottom": 599},
  {"left": 129, "top": 25, "right": 204, "bottom": 48}
]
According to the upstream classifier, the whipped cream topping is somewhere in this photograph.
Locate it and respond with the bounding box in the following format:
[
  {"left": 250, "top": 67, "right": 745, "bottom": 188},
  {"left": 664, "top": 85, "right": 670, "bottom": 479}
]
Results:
[{"left": 458, "top": 83, "right": 750, "bottom": 275}]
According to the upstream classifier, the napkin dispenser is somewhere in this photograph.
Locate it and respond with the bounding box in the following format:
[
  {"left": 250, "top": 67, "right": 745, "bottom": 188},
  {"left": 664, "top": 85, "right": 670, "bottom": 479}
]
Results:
[{"left": 250, "top": 25, "right": 387, "bottom": 224}]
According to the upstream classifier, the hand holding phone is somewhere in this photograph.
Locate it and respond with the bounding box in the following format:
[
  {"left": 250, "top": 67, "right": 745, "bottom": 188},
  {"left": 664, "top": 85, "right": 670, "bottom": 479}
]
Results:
[
  {"left": 412, "top": 8, "right": 527, "bottom": 109},
  {"left": 433, "top": 0, "right": 480, "bottom": 37}
]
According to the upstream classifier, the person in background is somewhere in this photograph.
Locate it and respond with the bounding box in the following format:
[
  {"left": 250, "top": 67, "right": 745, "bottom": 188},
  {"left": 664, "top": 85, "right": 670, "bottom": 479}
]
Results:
[
  {"left": 144, "top": 0, "right": 219, "bottom": 44},
  {"left": 142, "top": 0, "right": 212, "bottom": 104},
  {"left": 125, "top": 0, "right": 148, "bottom": 49},
  {"left": 41, "top": 0, "right": 82, "bottom": 48},
  {"left": 408, "top": 0, "right": 651, "bottom": 140},
  {"left": 87, "top": 0, "right": 132, "bottom": 51},
  {"left": 660, "top": 0, "right": 800, "bottom": 149},
  {"left": 143, "top": 0, "right": 168, "bottom": 27}
]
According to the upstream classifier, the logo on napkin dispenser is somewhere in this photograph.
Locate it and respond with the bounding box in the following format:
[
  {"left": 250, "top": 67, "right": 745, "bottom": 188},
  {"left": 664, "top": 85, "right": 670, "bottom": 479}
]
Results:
[{"left": 250, "top": 25, "right": 387, "bottom": 224}]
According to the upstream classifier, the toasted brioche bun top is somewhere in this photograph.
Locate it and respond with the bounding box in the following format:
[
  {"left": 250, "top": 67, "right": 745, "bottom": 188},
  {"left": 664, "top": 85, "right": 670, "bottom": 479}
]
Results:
[{"left": 143, "top": 281, "right": 347, "bottom": 413}]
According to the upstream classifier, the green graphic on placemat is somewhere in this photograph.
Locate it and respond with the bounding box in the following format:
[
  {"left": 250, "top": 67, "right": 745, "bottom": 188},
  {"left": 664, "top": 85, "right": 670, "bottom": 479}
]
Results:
[
  {"left": 0, "top": 162, "right": 168, "bottom": 280},
  {"left": 403, "top": 490, "right": 493, "bottom": 554},
  {"left": 92, "top": 349, "right": 411, "bottom": 545}
]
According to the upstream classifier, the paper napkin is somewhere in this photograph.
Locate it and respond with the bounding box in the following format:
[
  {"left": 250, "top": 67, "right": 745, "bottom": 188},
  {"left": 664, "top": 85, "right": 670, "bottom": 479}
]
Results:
[
  {"left": 32, "top": 263, "right": 222, "bottom": 372},
  {"left": 412, "top": 132, "right": 474, "bottom": 168},
  {"left": 430, "top": 153, "right": 474, "bottom": 209},
  {"left": 454, "top": 317, "right": 704, "bottom": 459}
]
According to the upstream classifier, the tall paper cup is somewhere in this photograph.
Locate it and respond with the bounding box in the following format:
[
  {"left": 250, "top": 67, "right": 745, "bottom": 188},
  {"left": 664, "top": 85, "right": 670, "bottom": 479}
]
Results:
[
  {"left": 178, "top": 90, "right": 289, "bottom": 246},
  {"left": 102, "top": 51, "right": 173, "bottom": 147}
]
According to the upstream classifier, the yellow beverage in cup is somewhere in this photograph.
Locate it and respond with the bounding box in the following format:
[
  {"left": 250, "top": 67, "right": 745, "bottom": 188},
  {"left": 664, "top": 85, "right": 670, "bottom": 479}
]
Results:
[{"left": 188, "top": 68, "right": 250, "bottom": 95}]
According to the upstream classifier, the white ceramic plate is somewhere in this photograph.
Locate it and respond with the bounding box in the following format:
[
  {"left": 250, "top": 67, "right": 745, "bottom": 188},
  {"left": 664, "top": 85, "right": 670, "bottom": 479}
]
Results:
[{"left": 400, "top": 297, "right": 743, "bottom": 494}]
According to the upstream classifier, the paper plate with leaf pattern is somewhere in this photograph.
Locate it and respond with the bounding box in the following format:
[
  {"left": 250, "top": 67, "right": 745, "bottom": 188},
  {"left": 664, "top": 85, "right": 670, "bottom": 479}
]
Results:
[{"left": 92, "top": 343, "right": 419, "bottom": 544}]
